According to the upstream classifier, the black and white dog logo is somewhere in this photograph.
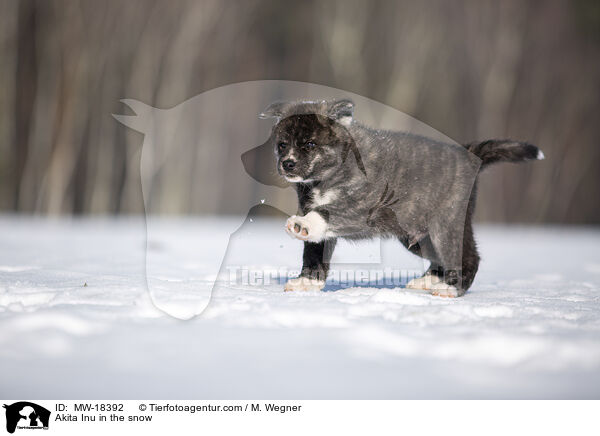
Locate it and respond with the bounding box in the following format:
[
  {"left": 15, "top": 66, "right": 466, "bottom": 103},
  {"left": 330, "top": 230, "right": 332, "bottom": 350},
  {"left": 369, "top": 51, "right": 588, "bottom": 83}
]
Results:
[{"left": 3, "top": 402, "right": 50, "bottom": 434}]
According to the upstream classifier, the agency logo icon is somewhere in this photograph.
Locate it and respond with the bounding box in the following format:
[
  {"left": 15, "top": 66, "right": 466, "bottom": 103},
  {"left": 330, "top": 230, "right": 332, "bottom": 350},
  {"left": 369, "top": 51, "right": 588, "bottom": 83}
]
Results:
[{"left": 3, "top": 402, "right": 50, "bottom": 434}]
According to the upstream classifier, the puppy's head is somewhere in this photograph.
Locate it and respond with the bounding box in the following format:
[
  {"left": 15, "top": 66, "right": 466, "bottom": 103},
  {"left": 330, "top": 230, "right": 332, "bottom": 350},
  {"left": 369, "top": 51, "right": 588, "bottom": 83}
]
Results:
[{"left": 260, "top": 99, "right": 358, "bottom": 183}]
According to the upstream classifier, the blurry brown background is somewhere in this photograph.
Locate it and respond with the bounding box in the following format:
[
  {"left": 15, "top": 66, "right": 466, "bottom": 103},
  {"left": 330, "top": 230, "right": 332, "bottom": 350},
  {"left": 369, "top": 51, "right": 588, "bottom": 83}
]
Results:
[{"left": 1, "top": 0, "right": 599, "bottom": 222}]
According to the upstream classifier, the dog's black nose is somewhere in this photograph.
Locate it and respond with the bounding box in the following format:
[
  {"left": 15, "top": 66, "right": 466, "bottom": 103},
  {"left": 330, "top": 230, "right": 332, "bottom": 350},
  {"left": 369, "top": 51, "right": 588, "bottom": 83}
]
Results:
[{"left": 282, "top": 159, "right": 296, "bottom": 171}]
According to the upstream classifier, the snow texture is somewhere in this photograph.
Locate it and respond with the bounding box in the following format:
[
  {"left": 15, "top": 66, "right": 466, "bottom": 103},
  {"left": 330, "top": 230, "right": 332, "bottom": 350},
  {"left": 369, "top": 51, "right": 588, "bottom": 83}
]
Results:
[{"left": 0, "top": 216, "right": 599, "bottom": 398}]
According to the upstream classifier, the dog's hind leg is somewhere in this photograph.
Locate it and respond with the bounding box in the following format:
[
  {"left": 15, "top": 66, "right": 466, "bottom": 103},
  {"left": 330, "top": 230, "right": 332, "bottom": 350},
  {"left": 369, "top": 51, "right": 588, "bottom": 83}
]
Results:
[
  {"left": 426, "top": 218, "right": 468, "bottom": 297},
  {"left": 426, "top": 196, "right": 480, "bottom": 297},
  {"left": 284, "top": 239, "right": 337, "bottom": 291},
  {"left": 404, "top": 235, "right": 447, "bottom": 290},
  {"left": 458, "top": 197, "right": 480, "bottom": 291}
]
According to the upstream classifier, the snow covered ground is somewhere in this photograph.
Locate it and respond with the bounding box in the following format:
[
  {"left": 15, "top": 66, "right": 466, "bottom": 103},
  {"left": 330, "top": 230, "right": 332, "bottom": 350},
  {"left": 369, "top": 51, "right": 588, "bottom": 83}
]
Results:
[{"left": 1, "top": 215, "right": 599, "bottom": 399}]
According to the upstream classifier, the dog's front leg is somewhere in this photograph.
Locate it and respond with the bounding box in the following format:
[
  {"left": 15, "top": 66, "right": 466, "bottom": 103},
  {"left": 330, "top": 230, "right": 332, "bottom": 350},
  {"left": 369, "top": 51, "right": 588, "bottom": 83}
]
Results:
[{"left": 284, "top": 239, "right": 337, "bottom": 291}]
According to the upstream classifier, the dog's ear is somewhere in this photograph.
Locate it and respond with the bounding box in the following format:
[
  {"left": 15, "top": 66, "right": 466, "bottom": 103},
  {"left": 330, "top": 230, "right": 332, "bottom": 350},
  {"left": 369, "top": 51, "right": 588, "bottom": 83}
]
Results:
[
  {"left": 259, "top": 101, "right": 287, "bottom": 120},
  {"left": 328, "top": 99, "right": 354, "bottom": 126}
]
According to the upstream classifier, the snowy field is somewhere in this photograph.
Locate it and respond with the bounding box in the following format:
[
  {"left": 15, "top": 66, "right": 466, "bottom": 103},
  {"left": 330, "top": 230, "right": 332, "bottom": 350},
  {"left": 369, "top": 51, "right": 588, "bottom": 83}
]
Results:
[{"left": 1, "top": 215, "right": 599, "bottom": 399}]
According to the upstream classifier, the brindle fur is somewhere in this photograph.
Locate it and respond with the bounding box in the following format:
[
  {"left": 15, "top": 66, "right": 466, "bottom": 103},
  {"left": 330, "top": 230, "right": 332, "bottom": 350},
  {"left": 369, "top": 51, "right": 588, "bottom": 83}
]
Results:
[{"left": 262, "top": 99, "right": 542, "bottom": 295}]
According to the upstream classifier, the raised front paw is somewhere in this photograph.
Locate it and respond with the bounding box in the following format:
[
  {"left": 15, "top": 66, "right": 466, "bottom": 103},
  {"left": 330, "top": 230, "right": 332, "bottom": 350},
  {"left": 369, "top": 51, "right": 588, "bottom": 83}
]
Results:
[
  {"left": 285, "top": 212, "right": 328, "bottom": 242},
  {"left": 286, "top": 215, "right": 310, "bottom": 240}
]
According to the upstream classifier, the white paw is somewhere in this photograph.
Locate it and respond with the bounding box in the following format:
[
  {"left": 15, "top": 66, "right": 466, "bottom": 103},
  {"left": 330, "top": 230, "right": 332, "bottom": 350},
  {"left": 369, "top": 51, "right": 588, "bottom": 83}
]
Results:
[
  {"left": 405, "top": 273, "right": 442, "bottom": 290},
  {"left": 284, "top": 276, "right": 325, "bottom": 292},
  {"left": 285, "top": 211, "right": 328, "bottom": 242},
  {"left": 429, "top": 282, "right": 462, "bottom": 298}
]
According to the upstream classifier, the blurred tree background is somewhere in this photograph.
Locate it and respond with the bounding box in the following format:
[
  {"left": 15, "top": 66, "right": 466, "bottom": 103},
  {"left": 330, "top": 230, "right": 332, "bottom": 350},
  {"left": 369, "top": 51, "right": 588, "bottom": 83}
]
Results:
[{"left": 1, "top": 0, "right": 599, "bottom": 222}]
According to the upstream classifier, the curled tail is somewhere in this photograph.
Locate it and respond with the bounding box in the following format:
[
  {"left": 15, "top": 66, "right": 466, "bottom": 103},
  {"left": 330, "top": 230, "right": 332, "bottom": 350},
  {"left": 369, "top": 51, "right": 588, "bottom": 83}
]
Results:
[{"left": 464, "top": 139, "right": 544, "bottom": 169}]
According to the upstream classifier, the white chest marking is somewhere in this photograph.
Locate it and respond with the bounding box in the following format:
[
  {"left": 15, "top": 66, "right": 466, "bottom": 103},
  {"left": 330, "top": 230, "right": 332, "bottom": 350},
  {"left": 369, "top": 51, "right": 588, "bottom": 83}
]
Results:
[{"left": 311, "top": 188, "right": 339, "bottom": 208}]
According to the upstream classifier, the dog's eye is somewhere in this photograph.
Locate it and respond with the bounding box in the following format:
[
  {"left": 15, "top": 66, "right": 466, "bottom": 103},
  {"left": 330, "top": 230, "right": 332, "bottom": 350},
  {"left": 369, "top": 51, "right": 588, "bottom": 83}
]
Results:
[
  {"left": 277, "top": 142, "right": 287, "bottom": 151},
  {"left": 305, "top": 141, "right": 316, "bottom": 148}
]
